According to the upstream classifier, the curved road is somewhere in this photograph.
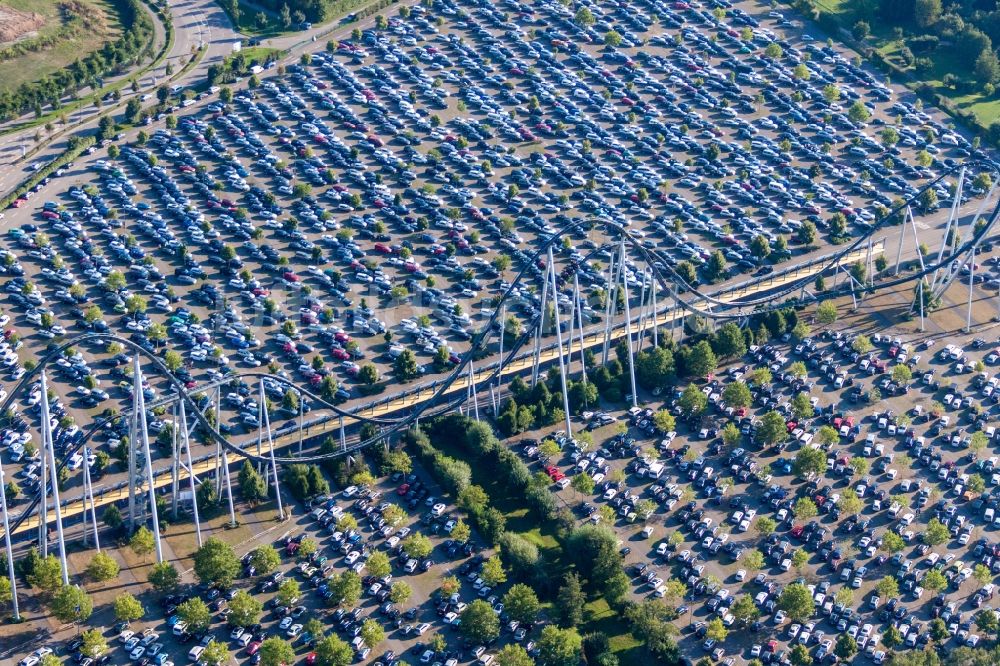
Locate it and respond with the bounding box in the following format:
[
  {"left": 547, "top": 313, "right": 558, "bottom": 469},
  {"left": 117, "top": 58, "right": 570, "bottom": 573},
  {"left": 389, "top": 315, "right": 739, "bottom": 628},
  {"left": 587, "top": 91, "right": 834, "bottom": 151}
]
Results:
[
  {"left": 0, "top": 0, "right": 391, "bottom": 196},
  {"left": 0, "top": 0, "right": 236, "bottom": 193}
]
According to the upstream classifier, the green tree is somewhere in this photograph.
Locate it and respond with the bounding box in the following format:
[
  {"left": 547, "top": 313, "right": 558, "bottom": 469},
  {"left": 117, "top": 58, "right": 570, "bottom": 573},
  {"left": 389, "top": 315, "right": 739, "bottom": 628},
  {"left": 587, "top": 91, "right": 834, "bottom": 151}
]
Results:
[
  {"left": 495, "top": 644, "right": 534, "bottom": 666},
  {"left": 314, "top": 634, "right": 353, "bottom": 666},
  {"left": 815, "top": 301, "right": 838, "bottom": 324},
  {"left": 922, "top": 569, "right": 947, "bottom": 592},
  {"left": 705, "top": 251, "right": 727, "bottom": 282},
  {"left": 86, "top": 551, "right": 120, "bottom": 582},
  {"left": 778, "top": 582, "right": 815, "bottom": 622},
  {"left": 148, "top": 561, "right": 180, "bottom": 593},
  {"left": 329, "top": 571, "right": 362, "bottom": 607},
  {"left": 575, "top": 6, "right": 595, "bottom": 26},
  {"left": 249, "top": 544, "right": 281, "bottom": 576},
  {"left": 461, "top": 599, "right": 501, "bottom": 643},
  {"left": 794, "top": 497, "right": 818, "bottom": 520},
  {"left": 178, "top": 597, "right": 211, "bottom": 633},
  {"left": 876, "top": 576, "right": 899, "bottom": 599},
  {"left": 789, "top": 644, "right": 812, "bottom": 666},
  {"left": 835, "top": 633, "right": 858, "bottom": 660},
  {"left": 228, "top": 590, "right": 263, "bottom": 626},
  {"left": 538, "top": 626, "right": 583, "bottom": 666},
  {"left": 848, "top": 100, "right": 871, "bottom": 124},
  {"left": 129, "top": 526, "right": 155, "bottom": 559},
  {"left": 259, "top": 637, "right": 296, "bottom": 666},
  {"left": 193, "top": 537, "right": 241, "bottom": 588},
  {"left": 555, "top": 573, "right": 585, "bottom": 627},
  {"left": 572, "top": 472, "right": 595, "bottom": 496},
  {"left": 731, "top": 594, "right": 760, "bottom": 626},
  {"left": 791, "top": 392, "right": 813, "bottom": 420},
  {"left": 200, "top": 641, "right": 230, "bottom": 666},
  {"left": 366, "top": 551, "right": 392, "bottom": 579},
  {"left": 744, "top": 550, "right": 765, "bottom": 571},
  {"left": 756, "top": 410, "right": 787, "bottom": 447},
  {"left": 113, "top": 592, "right": 144, "bottom": 622},
  {"left": 794, "top": 447, "right": 827, "bottom": 478},
  {"left": 361, "top": 618, "right": 385, "bottom": 648},
  {"left": 722, "top": 381, "right": 752, "bottom": 409},
  {"left": 755, "top": 516, "right": 777, "bottom": 536},
  {"left": 838, "top": 489, "right": 863, "bottom": 515},
  {"left": 481, "top": 555, "right": 507, "bottom": 587},
  {"left": 504, "top": 584, "right": 541, "bottom": 623},
  {"left": 393, "top": 349, "right": 420, "bottom": 380},
  {"left": 79, "top": 628, "right": 108, "bottom": 659},
  {"left": 51, "top": 584, "right": 92, "bottom": 624},
  {"left": 923, "top": 519, "right": 950, "bottom": 545},
  {"left": 882, "top": 625, "right": 902, "bottom": 649},
  {"left": 402, "top": 533, "right": 433, "bottom": 559},
  {"left": 679, "top": 383, "right": 708, "bottom": 415},
  {"left": 276, "top": 579, "right": 301, "bottom": 607},
  {"left": 30, "top": 554, "right": 64, "bottom": 592},
  {"left": 881, "top": 531, "right": 905, "bottom": 554}
]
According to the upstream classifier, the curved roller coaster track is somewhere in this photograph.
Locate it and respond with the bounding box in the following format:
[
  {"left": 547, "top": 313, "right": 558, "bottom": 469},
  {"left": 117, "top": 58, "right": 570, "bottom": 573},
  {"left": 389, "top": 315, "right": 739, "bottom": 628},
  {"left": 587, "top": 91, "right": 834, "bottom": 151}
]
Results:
[{"left": 2, "top": 160, "right": 999, "bottom": 546}]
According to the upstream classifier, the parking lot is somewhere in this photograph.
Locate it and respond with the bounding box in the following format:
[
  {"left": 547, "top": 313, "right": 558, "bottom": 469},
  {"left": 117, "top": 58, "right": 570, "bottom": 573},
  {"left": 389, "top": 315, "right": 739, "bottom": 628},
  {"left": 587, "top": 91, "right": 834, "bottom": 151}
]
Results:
[{"left": 5, "top": 0, "right": 1000, "bottom": 663}]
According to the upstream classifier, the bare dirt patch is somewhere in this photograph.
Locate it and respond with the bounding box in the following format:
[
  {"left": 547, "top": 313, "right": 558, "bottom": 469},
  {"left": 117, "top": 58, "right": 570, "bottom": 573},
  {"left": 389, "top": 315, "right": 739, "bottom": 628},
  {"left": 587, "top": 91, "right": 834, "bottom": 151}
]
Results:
[{"left": 0, "top": 6, "right": 47, "bottom": 45}]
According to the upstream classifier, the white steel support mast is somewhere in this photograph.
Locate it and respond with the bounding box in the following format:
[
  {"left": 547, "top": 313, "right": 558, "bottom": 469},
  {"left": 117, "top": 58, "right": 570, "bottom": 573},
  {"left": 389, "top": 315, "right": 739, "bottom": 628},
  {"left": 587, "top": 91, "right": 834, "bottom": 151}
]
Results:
[
  {"left": 259, "top": 380, "right": 285, "bottom": 521},
  {"left": 0, "top": 452, "right": 20, "bottom": 620},
  {"left": 547, "top": 246, "right": 573, "bottom": 438},
  {"left": 81, "top": 441, "right": 100, "bottom": 551},
  {"left": 134, "top": 357, "right": 164, "bottom": 563},
  {"left": 39, "top": 372, "right": 69, "bottom": 586},
  {"left": 179, "top": 398, "right": 203, "bottom": 548},
  {"left": 619, "top": 239, "right": 639, "bottom": 408}
]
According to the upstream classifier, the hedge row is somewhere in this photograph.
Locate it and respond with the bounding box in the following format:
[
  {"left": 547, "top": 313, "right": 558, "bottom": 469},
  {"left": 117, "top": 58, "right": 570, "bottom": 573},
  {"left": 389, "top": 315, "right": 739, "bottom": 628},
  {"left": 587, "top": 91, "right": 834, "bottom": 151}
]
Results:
[{"left": 0, "top": 135, "right": 96, "bottom": 211}]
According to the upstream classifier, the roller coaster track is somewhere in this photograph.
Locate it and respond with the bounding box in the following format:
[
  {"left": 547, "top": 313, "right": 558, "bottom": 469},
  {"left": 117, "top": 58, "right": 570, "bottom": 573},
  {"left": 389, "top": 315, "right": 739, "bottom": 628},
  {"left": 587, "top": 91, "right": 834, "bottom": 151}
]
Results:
[{"left": 2, "top": 160, "right": 998, "bottom": 538}]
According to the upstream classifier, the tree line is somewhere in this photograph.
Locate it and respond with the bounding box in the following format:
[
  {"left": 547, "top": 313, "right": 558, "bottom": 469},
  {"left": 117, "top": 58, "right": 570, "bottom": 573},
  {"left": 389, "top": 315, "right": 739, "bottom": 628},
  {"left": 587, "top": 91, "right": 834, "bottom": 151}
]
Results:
[{"left": 0, "top": 0, "right": 154, "bottom": 122}]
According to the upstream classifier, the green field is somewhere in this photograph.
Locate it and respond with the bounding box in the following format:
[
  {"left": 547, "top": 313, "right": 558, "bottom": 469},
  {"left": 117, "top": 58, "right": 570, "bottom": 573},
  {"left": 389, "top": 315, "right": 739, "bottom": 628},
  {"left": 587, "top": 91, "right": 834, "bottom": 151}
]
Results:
[{"left": 0, "top": 0, "right": 123, "bottom": 94}]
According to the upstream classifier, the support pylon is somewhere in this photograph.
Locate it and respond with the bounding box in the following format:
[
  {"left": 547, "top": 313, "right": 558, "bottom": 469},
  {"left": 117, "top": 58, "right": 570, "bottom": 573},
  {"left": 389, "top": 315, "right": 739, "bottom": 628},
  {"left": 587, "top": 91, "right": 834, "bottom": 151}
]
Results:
[
  {"left": 134, "top": 356, "right": 164, "bottom": 563},
  {"left": 39, "top": 372, "right": 68, "bottom": 586},
  {"left": 260, "top": 380, "right": 285, "bottom": 521},
  {"left": 619, "top": 239, "right": 639, "bottom": 408},
  {"left": 0, "top": 451, "right": 21, "bottom": 620},
  {"left": 179, "top": 398, "right": 203, "bottom": 548},
  {"left": 548, "top": 246, "right": 573, "bottom": 437}
]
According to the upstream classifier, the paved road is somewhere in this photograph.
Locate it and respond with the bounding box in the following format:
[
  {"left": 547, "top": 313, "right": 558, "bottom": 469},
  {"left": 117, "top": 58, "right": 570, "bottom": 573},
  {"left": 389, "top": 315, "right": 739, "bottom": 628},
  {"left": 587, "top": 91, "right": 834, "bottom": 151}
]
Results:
[
  {"left": 0, "top": 0, "right": 238, "bottom": 195},
  {"left": 0, "top": 0, "right": 396, "bottom": 196}
]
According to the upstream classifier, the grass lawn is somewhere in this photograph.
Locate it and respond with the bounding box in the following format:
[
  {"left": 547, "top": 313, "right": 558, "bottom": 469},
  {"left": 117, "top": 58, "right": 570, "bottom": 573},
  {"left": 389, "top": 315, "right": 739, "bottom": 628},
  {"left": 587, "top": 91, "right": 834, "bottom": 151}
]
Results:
[
  {"left": 428, "top": 432, "right": 646, "bottom": 663},
  {"left": 430, "top": 435, "right": 561, "bottom": 551},
  {"left": 584, "top": 598, "right": 645, "bottom": 666},
  {"left": 0, "top": 0, "right": 123, "bottom": 94},
  {"left": 801, "top": 0, "right": 1000, "bottom": 129},
  {"left": 238, "top": 45, "right": 283, "bottom": 64}
]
